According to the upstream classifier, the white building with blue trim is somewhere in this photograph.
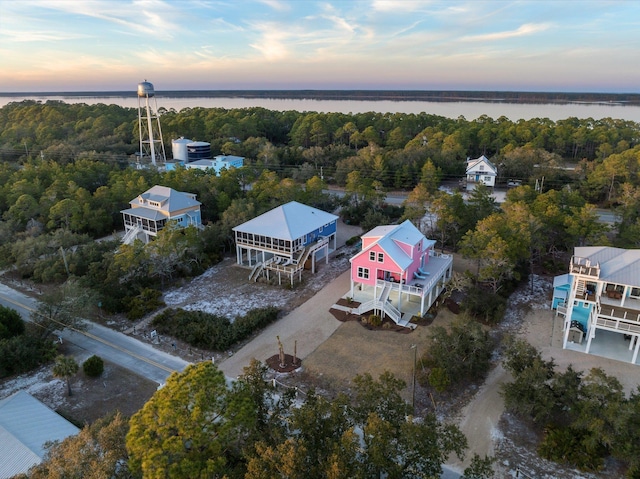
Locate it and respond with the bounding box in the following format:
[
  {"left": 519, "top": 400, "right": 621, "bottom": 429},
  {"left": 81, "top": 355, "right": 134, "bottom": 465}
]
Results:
[
  {"left": 465, "top": 155, "right": 498, "bottom": 189},
  {"left": 553, "top": 246, "right": 640, "bottom": 364}
]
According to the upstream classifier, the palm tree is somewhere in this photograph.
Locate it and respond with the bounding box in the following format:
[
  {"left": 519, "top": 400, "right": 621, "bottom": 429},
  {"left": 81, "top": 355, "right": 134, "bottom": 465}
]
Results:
[{"left": 53, "top": 355, "right": 79, "bottom": 396}]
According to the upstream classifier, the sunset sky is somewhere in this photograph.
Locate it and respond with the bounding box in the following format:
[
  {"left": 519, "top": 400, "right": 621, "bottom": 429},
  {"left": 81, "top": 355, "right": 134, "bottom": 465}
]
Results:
[{"left": 1, "top": 0, "right": 638, "bottom": 93}]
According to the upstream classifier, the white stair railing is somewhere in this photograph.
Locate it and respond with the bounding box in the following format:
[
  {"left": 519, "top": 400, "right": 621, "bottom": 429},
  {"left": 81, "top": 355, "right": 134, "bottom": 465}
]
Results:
[{"left": 122, "top": 225, "right": 143, "bottom": 244}]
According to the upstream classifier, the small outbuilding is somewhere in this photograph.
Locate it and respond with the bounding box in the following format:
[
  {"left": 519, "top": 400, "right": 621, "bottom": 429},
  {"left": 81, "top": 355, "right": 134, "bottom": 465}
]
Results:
[{"left": 0, "top": 391, "right": 79, "bottom": 478}]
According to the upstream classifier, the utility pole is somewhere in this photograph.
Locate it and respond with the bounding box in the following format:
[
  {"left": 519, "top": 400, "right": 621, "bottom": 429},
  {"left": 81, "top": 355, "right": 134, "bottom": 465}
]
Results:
[{"left": 410, "top": 344, "right": 417, "bottom": 413}]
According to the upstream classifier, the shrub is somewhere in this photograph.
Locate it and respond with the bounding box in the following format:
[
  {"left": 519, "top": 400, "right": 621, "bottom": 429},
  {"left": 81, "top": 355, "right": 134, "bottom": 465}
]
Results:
[
  {"left": 0, "top": 334, "right": 56, "bottom": 378},
  {"left": 345, "top": 236, "right": 360, "bottom": 246},
  {"left": 83, "top": 355, "right": 104, "bottom": 377},
  {"left": 0, "top": 305, "right": 25, "bottom": 340},
  {"left": 232, "top": 307, "right": 279, "bottom": 342},
  {"left": 125, "top": 288, "right": 165, "bottom": 320},
  {"left": 420, "top": 319, "right": 493, "bottom": 390},
  {"left": 368, "top": 314, "right": 382, "bottom": 327},
  {"left": 538, "top": 425, "right": 606, "bottom": 472},
  {"left": 460, "top": 286, "right": 507, "bottom": 325},
  {"left": 82, "top": 354, "right": 104, "bottom": 378},
  {"left": 428, "top": 367, "right": 451, "bottom": 392},
  {"left": 152, "top": 307, "right": 279, "bottom": 351}
]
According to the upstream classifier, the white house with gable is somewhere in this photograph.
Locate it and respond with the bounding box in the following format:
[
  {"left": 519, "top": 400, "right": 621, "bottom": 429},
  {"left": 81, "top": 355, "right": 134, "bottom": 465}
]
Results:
[{"left": 466, "top": 155, "right": 498, "bottom": 189}]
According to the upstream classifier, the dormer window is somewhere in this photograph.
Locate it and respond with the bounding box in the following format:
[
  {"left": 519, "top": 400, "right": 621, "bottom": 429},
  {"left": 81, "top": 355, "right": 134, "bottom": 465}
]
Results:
[{"left": 479, "top": 164, "right": 485, "bottom": 171}]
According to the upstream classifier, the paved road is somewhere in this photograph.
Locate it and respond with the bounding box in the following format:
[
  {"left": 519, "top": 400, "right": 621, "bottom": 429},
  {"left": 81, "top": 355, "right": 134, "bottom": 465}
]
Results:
[
  {"left": 0, "top": 282, "right": 189, "bottom": 385},
  {"left": 327, "top": 186, "right": 619, "bottom": 227}
]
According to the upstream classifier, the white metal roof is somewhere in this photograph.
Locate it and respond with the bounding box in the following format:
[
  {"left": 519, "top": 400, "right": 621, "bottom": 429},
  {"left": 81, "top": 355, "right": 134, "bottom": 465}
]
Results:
[
  {"left": 129, "top": 185, "right": 201, "bottom": 212},
  {"left": 121, "top": 185, "right": 201, "bottom": 219},
  {"left": 575, "top": 246, "right": 640, "bottom": 287},
  {"left": 466, "top": 155, "right": 498, "bottom": 175},
  {"left": 0, "top": 391, "right": 79, "bottom": 478},
  {"left": 354, "top": 220, "right": 427, "bottom": 271},
  {"left": 232, "top": 201, "right": 338, "bottom": 240}
]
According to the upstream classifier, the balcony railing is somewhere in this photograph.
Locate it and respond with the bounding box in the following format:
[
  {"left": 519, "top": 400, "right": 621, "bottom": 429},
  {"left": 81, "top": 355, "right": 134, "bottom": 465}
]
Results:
[{"left": 570, "top": 256, "right": 600, "bottom": 278}]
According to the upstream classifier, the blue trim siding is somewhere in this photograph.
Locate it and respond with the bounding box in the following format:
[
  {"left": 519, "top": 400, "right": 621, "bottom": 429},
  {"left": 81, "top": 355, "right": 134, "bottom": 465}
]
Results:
[{"left": 302, "top": 220, "right": 337, "bottom": 246}]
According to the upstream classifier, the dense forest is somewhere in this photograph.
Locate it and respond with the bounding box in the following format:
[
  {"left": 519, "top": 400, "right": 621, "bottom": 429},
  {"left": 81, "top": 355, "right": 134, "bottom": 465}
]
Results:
[
  {"left": 0, "top": 97, "right": 639, "bottom": 332},
  {"left": 1, "top": 99, "right": 640, "bottom": 477}
]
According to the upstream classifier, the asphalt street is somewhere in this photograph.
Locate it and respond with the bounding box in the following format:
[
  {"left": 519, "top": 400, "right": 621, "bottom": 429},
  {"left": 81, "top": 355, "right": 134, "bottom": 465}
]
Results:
[{"left": 0, "top": 281, "right": 189, "bottom": 386}]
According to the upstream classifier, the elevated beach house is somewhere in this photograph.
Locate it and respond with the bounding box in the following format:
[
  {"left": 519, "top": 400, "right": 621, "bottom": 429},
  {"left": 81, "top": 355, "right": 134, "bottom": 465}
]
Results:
[
  {"left": 465, "top": 154, "right": 498, "bottom": 189},
  {"left": 121, "top": 185, "right": 202, "bottom": 244},
  {"left": 553, "top": 246, "right": 640, "bottom": 364},
  {"left": 348, "top": 220, "right": 453, "bottom": 328},
  {"left": 233, "top": 201, "right": 338, "bottom": 286}
]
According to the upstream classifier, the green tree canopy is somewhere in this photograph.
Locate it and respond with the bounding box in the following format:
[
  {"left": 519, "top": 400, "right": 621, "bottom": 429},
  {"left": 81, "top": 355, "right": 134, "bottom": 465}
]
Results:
[{"left": 127, "top": 362, "right": 240, "bottom": 479}]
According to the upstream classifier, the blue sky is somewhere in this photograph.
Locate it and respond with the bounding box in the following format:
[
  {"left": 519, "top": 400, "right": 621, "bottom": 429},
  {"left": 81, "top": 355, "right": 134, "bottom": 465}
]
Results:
[{"left": 0, "top": 0, "right": 638, "bottom": 93}]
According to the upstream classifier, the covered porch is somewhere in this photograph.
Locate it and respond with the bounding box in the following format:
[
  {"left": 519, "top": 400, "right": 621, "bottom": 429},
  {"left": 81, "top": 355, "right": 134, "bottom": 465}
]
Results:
[
  {"left": 565, "top": 329, "right": 640, "bottom": 365},
  {"left": 348, "top": 253, "right": 453, "bottom": 326},
  {"left": 561, "top": 300, "right": 640, "bottom": 365}
]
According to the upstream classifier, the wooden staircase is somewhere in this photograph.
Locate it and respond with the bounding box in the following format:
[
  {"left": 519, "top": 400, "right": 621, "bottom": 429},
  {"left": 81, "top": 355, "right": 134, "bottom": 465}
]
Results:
[
  {"left": 122, "top": 225, "right": 143, "bottom": 244},
  {"left": 249, "top": 262, "right": 263, "bottom": 281},
  {"left": 353, "top": 283, "right": 415, "bottom": 329}
]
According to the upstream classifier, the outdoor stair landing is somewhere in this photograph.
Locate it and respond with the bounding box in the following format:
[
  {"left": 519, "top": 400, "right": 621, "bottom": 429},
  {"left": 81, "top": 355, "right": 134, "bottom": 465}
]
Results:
[{"left": 330, "top": 302, "right": 417, "bottom": 330}]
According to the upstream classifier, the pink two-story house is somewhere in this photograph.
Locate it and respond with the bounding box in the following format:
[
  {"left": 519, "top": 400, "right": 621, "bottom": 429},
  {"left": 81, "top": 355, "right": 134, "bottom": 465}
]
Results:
[{"left": 349, "top": 220, "right": 453, "bottom": 328}]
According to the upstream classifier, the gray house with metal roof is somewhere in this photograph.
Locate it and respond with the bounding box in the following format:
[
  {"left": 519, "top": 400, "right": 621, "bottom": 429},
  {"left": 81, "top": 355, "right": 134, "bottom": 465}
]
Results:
[
  {"left": 233, "top": 201, "right": 338, "bottom": 285},
  {"left": 121, "top": 185, "right": 202, "bottom": 244},
  {"left": 0, "top": 391, "right": 79, "bottom": 478},
  {"left": 554, "top": 246, "right": 640, "bottom": 364}
]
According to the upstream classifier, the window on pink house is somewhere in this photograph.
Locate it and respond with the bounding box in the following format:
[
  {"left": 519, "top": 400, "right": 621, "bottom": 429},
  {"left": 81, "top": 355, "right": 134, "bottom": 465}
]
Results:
[
  {"left": 357, "top": 267, "right": 369, "bottom": 279},
  {"left": 369, "top": 251, "right": 376, "bottom": 261},
  {"left": 378, "top": 252, "right": 384, "bottom": 262}
]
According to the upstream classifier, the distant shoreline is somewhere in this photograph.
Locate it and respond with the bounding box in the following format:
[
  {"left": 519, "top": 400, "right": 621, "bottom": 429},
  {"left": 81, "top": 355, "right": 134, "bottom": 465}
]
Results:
[{"left": 0, "top": 90, "right": 638, "bottom": 105}]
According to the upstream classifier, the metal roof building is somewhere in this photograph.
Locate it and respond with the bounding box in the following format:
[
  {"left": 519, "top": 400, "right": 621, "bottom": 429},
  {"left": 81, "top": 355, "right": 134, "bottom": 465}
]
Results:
[
  {"left": 0, "top": 391, "right": 79, "bottom": 478},
  {"left": 120, "top": 185, "right": 203, "bottom": 244},
  {"left": 232, "top": 201, "right": 339, "bottom": 284}
]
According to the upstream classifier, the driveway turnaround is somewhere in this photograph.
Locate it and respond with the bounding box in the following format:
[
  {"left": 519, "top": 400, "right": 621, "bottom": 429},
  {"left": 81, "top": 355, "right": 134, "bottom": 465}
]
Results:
[{"left": 218, "top": 270, "right": 350, "bottom": 379}]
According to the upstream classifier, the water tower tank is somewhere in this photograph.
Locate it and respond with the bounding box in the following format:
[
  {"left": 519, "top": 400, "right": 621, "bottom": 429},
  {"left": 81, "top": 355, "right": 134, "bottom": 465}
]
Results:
[
  {"left": 187, "top": 141, "right": 211, "bottom": 162},
  {"left": 137, "top": 81, "right": 155, "bottom": 97},
  {"left": 172, "top": 137, "right": 192, "bottom": 162}
]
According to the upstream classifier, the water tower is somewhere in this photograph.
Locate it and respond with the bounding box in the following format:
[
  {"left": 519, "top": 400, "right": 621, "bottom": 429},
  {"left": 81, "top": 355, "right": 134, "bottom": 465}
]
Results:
[{"left": 137, "top": 80, "right": 166, "bottom": 166}]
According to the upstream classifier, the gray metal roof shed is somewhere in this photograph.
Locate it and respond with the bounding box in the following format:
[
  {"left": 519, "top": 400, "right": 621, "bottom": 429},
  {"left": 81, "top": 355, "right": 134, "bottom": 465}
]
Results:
[{"left": 0, "top": 391, "right": 79, "bottom": 478}]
